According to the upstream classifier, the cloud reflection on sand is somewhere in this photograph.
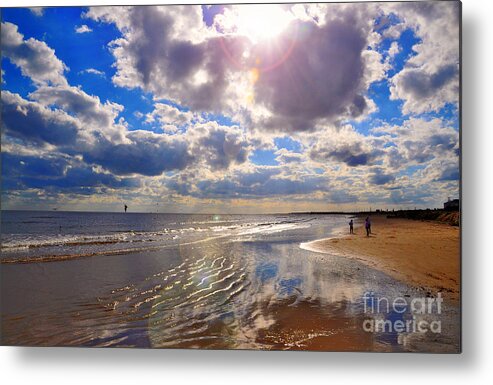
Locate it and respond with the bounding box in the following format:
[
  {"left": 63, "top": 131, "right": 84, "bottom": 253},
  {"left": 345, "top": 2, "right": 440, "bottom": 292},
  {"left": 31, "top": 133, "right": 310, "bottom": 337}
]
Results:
[{"left": 1, "top": 214, "right": 459, "bottom": 351}]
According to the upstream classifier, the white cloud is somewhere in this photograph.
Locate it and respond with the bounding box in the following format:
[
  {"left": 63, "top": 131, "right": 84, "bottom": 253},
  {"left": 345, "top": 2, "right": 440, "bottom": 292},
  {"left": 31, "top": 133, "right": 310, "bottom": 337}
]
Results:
[
  {"left": 75, "top": 24, "right": 92, "bottom": 34},
  {"left": 385, "top": 1, "right": 460, "bottom": 114},
  {"left": 1, "top": 5, "right": 460, "bottom": 211},
  {"left": 79, "top": 68, "right": 105, "bottom": 77},
  {"left": 29, "top": 85, "right": 126, "bottom": 142},
  {"left": 372, "top": 117, "right": 459, "bottom": 170},
  {"left": 29, "top": 8, "right": 44, "bottom": 16},
  {"left": 2, "top": 87, "right": 251, "bottom": 179},
  {"left": 1, "top": 90, "right": 81, "bottom": 147},
  {"left": 1, "top": 22, "right": 68, "bottom": 86},
  {"left": 388, "top": 41, "right": 400, "bottom": 58},
  {"left": 275, "top": 148, "right": 304, "bottom": 164},
  {"left": 145, "top": 103, "right": 195, "bottom": 132},
  {"left": 309, "top": 124, "right": 385, "bottom": 167},
  {"left": 190, "top": 122, "right": 249, "bottom": 171},
  {"left": 87, "top": 4, "right": 385, "bottom": 133}
]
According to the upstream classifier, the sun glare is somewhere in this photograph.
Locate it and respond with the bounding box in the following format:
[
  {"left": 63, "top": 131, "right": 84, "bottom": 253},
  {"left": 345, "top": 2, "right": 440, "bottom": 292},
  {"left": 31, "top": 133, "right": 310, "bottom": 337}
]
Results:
[{"left": 233, "top": 5, "right": 294, "bottom": 43}]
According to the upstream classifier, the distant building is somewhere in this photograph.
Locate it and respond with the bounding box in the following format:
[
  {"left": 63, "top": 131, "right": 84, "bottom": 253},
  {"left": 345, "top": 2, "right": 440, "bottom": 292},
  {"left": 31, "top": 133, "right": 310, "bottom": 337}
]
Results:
[{"left": 444, "top": 198, "right": 460, "bottom": 211}]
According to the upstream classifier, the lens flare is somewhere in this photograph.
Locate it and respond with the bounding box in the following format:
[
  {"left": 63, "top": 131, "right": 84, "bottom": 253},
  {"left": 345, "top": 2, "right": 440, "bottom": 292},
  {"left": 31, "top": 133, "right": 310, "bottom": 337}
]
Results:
[{"left": 230, "top": 5, "right": 294, "bottom": 44}]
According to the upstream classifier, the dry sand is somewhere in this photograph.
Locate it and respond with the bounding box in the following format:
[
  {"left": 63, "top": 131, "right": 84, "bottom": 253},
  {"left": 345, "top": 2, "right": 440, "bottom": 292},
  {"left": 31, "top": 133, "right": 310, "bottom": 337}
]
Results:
[{"left": 304, "top": 214, "right": 460, "bottom": 302}]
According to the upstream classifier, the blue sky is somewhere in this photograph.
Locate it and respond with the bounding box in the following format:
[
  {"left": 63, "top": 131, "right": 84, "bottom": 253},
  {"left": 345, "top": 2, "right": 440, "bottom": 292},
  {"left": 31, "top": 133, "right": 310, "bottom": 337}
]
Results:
[{"left": 1, "top": 3, "right": 460, "bottom": 213}]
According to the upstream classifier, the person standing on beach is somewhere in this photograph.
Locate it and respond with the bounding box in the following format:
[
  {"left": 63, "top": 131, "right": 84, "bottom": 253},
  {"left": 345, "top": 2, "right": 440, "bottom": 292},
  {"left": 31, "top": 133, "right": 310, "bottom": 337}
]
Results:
[
  {"left": 349, "top": 219, "right": 354, "bottom": 234},
  {"left": 365, "top": 217, "right": 370, "bottom": 237},
  {"left": 124, "top": 204, "right": 128, "bottom": 213},
  {"left": 368, "top": 216, "right": 371, "bottom": 234}
]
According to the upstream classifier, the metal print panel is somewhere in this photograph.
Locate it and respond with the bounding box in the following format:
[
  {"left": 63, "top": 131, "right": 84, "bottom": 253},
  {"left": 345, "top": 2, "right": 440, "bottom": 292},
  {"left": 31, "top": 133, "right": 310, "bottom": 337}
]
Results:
[{"left": 0, "top": 1, "right": 461, "bottom": 352}]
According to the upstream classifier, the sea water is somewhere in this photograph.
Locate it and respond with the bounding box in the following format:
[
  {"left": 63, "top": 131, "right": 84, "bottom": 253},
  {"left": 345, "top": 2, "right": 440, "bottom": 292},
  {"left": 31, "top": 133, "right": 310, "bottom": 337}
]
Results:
[{"left": 0, "top": 210, "right": 459, "bottom": 351}]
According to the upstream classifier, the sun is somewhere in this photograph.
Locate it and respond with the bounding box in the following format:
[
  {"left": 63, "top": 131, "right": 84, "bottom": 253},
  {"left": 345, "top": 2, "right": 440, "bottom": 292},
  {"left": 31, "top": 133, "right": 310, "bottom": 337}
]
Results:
[{"left": 229, "top": 5, "right": 294, "bottom": 43}]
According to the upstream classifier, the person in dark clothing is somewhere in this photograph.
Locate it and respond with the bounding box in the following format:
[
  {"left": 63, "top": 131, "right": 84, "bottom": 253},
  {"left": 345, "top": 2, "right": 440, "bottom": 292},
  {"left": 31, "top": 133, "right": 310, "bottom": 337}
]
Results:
[
  {"left": 365, "top": 217, "right": 370, "bottom": 237},
  {"left": 349, "top": 219, "right": 354, "bottom": 234},
  {"left": 124, "top": 204, "right": 128, "bottom": 213}
]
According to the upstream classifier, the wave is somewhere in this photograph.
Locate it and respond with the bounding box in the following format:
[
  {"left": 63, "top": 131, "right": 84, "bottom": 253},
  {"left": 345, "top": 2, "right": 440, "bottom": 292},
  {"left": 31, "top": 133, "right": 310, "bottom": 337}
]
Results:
[
  {"left": 1, "top": 218, "right": 313, "bottom": 264},
  {"left": 238, "top": 222, "right": 311, "bottom": 236},
  {"left": 1, "top": 233, "right": 138, "bottom": 251},
  {"left": 0, "top": 234, "right": 231, "bottom": 264},
  {"left": 179, "top": 219, "right": 241, "bottom": 225},
  {"left": 2, "top": 219, "right": 308, "bottom": 251},
  {"left": 1, "top": 228, "right": 199, "bottom": 251}
]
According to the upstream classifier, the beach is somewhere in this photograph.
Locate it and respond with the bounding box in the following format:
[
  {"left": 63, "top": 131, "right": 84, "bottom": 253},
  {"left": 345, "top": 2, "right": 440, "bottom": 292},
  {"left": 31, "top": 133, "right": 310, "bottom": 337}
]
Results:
[
  {"left": 1, "top": 211, "right": 460, "bottom": 352},
  {"left": 302, "top": 214, "right": 460, "bottom": 302}
]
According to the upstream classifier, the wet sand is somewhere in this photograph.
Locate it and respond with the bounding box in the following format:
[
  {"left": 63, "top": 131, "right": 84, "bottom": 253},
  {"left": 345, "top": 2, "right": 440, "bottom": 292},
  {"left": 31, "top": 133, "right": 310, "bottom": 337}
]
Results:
[
  {"left": 302, "top": 215, "right": 460, "bottom": 302},
  {"left": 1, "top": 213, "right": 460, "bottom": 351}
]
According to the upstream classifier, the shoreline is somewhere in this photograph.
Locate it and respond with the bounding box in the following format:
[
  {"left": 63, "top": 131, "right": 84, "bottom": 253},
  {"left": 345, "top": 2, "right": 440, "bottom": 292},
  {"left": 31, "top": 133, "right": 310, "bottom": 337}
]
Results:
[{"left": 301, "top": 214, "right": 460, "bottom": 302}]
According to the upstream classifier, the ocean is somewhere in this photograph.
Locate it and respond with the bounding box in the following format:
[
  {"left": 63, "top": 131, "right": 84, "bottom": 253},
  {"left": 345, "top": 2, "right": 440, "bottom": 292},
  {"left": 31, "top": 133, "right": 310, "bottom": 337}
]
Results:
[
  {"left": 0, "top": 210, "right": 458, "bottom": 351},
  {"left": 1, "top": 211, "right": 328, "bottom": 263}
]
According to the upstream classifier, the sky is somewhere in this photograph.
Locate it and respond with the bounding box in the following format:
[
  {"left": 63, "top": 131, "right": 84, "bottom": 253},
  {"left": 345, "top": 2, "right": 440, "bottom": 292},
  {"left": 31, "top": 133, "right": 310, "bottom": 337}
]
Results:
[{"left": 0, "top": 2, "right": 460, "bottom": 213}]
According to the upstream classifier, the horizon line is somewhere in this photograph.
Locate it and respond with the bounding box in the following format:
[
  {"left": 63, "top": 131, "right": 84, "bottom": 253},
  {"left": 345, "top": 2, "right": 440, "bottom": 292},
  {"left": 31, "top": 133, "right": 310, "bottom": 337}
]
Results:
[{"left": 1, "top": 207, "right": 445, "bottom": 215}]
